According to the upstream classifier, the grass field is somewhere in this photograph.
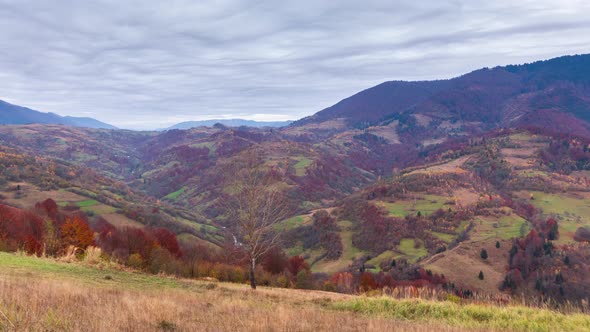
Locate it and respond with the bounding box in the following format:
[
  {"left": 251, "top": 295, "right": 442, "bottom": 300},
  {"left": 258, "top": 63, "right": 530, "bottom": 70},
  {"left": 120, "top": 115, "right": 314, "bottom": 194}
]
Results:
[
  {"left": 471, "top": 210, "right": 529, "bottom": 242},
  {"left": 335, "top": 297, "right": 590, "bottom": 332},
  {"left": 75, "top": 199, "right": 99, "bottom": 207},
  {"left": 428, "top": 231, "right": 456, "bottom": 243},
  {"left": 0, "top": 252, "right": 588, "bottom": 331},
  {"left": 378, "top": 194, "right": 448, "bottom": 218},
  {"left": 398, "top": 238, "right": 428, "bottom": 262},
  {"left": 518, "top": 191, "right": 590, "bottom": 244}
]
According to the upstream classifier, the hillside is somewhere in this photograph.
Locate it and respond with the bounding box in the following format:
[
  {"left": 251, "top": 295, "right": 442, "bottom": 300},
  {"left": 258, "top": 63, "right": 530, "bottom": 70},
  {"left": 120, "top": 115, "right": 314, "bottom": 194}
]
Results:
[
  {"left": 0, "top": 100, "right": 116, "bottom": 129},
  {"left": 0, "top": 144, "right": 222, "bottom": 246},
  {"left": 280, "top": 129, "right": 590, "bottom": 299},
  {"left": 288, "top": 54, "right": 590, "bottom": 141},
  {"left": 0, "top": 252, "right": 588, "bottom": 332}
]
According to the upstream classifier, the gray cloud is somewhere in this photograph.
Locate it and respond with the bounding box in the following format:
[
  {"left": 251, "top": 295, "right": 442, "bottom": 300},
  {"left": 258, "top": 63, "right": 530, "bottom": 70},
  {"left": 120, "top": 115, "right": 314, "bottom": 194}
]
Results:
[{"left": 0, "top": 0, "right": 589, "bottom": 129}]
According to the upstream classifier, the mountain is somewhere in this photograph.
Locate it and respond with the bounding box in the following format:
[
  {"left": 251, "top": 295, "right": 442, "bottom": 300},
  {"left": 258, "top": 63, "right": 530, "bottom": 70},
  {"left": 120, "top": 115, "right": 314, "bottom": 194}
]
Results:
[
  {"left": 0, "top": 99, "right": 116, "bottom": 129},
  {"left": 2, "top": 54, "right": 590, "bottom": 303},
  {"left": 166, "top": 119, "right": 292, "bottom": 130},
  {"left": 289, "top": 54, "right": 590, "bottom": 139}
]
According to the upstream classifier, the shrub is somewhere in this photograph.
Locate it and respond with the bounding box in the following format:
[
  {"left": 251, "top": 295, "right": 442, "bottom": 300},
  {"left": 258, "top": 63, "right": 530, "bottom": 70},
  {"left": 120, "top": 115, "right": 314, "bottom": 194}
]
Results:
[{"left": 128, "top": 253, "right": 144, "bottom": 269}]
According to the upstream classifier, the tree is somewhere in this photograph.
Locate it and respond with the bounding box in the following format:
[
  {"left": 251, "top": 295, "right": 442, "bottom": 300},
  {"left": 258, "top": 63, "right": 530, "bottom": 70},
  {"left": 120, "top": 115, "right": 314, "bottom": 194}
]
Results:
[
  {"left": 60, "top": 216, "right": 95, "bottom": 249},
  {"left": 480, "top": 248, "right": 488, "bottom": 260},
  {"left": 495, "top": 241, "right": 500, "bottom": 249},
  {"left": 224, "top": 151, "right": 291, "bottom": 289},
  {"left": 478, "top": 271, "right": 484, "bottom": 280}
]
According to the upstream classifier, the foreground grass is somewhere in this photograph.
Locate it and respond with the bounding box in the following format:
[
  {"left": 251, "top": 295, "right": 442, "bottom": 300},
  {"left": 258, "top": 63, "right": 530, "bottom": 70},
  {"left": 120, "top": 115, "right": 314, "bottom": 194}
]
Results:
[
  {"left": 0, "top": 252, "right": 589, "bottom": 331},
  {"left": 334, "top": 297, "right": 590, "bottom": 332}
]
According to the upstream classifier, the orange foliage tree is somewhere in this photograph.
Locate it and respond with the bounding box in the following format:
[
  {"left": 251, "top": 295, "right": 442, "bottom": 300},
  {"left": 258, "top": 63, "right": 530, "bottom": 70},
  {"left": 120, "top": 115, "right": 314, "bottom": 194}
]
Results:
[{"left": 60, "top": 216, "right": 95, "bottom": 249}]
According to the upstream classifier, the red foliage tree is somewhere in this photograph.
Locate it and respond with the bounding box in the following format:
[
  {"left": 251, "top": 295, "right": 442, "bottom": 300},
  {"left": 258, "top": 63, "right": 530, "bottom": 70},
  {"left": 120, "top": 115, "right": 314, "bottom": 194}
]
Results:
[
  {"left": 261, "top": 246, "right": 288, "bottom": 274},
  {"left": 287, "top": 256, "right": 309, "bottom": 276},
  {"left": 152, "top": 228, "right": 181, "bottom": 257},
  {"left": 359, "top": 272, "right": 377, "bottom": 292}
]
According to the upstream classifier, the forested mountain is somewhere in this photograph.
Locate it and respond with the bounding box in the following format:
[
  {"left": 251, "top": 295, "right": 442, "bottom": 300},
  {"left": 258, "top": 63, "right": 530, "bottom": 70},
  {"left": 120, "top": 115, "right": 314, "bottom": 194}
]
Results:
[
  {"left": 290, "top": 54, "right": 590, "bottom": 139},
  {"left": 0, "top": 99, "right": 116, "bottom": 129}
]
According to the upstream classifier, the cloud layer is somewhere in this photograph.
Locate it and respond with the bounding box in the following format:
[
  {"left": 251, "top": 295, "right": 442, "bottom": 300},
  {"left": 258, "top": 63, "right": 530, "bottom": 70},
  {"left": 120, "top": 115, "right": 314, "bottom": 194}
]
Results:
[{"left": 0, "top": 0, "right": 589, "bottom": 129}]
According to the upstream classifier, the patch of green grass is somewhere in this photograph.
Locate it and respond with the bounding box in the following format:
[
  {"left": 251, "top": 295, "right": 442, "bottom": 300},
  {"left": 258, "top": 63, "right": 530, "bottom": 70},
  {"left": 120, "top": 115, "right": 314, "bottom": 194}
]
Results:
[
  {"left": 398, "top": 238, "right": 428, "bottom": 262},
  {"left": 293, "top": 157, "right": 312, "bottom": 176},
  {"left": 378, "top": 194, "right": 448, "bottom": 218},
  {"left": 75, "top": 199, "right": 99, "bottom": 208},
  {"left": 332, "top": 297, "right": 590, "bottom": 332},
  {"left": 427, "top": 231, "right": 456, "bottom": 243},
  {"left": 472, "top": 211, "right": 529, "bottom": 242},
  {"left": 163, "top": 187, "right": 187, "bottom": 200},
  {"left": 365, "top": 250, "right": 396, "bottom": 269},
  {"left": 528, "top": 192, "right": 590, "bottom": 217},
  {"left": 277, "top": 215, "right": 311, "bottom": 231},
  {"left": 0, "top": 252, "right": 181, "bottom": 290},
  {"left": 81, "top": 204, "right": 116, "bottom": 215},
  {"left": 523, "top": 191, "right": 590, "bottom": 244}
]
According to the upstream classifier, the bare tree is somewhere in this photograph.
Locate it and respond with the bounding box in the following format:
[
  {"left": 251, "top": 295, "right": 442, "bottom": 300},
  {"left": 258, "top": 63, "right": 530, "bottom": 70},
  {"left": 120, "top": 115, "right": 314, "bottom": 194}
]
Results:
[{"left": 223, "top": 151, "right": 291, "bottom": 289}]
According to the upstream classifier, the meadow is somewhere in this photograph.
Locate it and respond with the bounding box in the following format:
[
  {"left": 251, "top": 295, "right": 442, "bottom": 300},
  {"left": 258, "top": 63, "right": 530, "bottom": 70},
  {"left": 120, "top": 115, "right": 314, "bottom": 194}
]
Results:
[{"left": 1, "top": 252, "right": 589, "bottom": 331}]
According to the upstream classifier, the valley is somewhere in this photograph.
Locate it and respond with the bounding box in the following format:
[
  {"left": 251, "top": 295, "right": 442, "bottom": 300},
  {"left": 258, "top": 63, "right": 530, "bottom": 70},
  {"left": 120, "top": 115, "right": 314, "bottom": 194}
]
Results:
[{"left": 1, "top": 54, "right": 590, "bottom": 331}]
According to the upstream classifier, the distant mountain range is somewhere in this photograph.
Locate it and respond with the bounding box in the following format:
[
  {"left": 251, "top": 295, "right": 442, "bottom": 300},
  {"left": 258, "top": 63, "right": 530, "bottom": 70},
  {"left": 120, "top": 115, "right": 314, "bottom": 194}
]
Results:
[
  {"left": 0, "top": 100, "right": 116, "bottom": 129},
  {"left": 166, "top": 119, "right": 293, "bottom": 130}
]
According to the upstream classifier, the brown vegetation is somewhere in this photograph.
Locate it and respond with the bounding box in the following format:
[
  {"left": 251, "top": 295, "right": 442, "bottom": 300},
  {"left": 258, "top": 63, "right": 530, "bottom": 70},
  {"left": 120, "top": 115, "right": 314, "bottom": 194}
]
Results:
[{"left": 0, "top": 275, "right": 466, "bottom": 332}]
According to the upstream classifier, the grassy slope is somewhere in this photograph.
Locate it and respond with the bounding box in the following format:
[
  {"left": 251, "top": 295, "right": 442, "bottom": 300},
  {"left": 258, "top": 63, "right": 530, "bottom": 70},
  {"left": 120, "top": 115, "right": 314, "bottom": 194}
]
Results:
[
  {"left": 521, "top": 191, "right": 590, "bottom": 244},
  {"left": 0, "top": 183, "right": 135, "bottom": 228},
  {"left": 293, "top": 156, "right": 312, "bottom": 176},
  {"left": 0, "top": 252, "right": 588, "bottom": 331},
  {"left": 377, "top": 194, "right": 449, "bottom": 218}
]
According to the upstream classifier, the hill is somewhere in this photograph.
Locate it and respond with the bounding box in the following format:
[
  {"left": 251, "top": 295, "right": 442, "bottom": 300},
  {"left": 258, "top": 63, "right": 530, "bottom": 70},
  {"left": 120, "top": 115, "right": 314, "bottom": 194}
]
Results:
[
  {"left": 0, "top": 99, "right": 116, "bottom": 129},
  {"left": 166, "top": 119, "right": 292, "bottom": 130},
  {"left": 0, "top": 252, "right": 588, "bottom": 332}
]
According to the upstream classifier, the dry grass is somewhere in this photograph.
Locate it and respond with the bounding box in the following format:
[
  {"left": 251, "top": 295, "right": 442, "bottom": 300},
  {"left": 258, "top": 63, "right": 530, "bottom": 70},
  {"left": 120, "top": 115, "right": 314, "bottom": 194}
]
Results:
[
  {"left": 0, "top": 276, "right": 465, "bottom": 332},
  {"left": 0, "top": 252, "right": 588, "bottom": 331}
]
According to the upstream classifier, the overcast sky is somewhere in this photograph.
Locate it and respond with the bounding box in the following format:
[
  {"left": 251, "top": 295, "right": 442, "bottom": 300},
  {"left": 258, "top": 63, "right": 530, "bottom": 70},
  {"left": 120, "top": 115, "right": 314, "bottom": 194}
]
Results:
[{"left": 0, "top": 0, "right": 589, "bottom": 129}]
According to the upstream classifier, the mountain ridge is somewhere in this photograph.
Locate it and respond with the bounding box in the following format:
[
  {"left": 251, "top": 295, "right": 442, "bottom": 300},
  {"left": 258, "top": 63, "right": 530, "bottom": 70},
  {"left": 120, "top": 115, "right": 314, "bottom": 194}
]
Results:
[
  {"left": 166, "top": 119, "right": 293, "bottom": 130},
  {"left": 289, "top": 53, "right": 590, "bottom": 139},
  {"left": 0, "top": 99, "right": 116, "bottom": 129}
]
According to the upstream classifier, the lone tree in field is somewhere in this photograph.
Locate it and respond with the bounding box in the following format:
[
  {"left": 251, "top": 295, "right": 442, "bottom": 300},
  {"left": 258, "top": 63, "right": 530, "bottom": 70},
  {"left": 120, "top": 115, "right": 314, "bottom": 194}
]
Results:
[
  {"left": 224, "top": 151, "right": 291, "bottom": 289},
  {"left": 480, "top": 248, "right": 488, "bottom": 260}
]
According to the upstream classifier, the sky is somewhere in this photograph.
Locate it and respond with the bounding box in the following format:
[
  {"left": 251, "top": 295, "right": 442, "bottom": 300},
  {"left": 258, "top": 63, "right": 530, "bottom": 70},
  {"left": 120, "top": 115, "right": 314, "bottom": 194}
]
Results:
[{"left": 0, "top": 1, "right": 590, "bottom": 129}]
